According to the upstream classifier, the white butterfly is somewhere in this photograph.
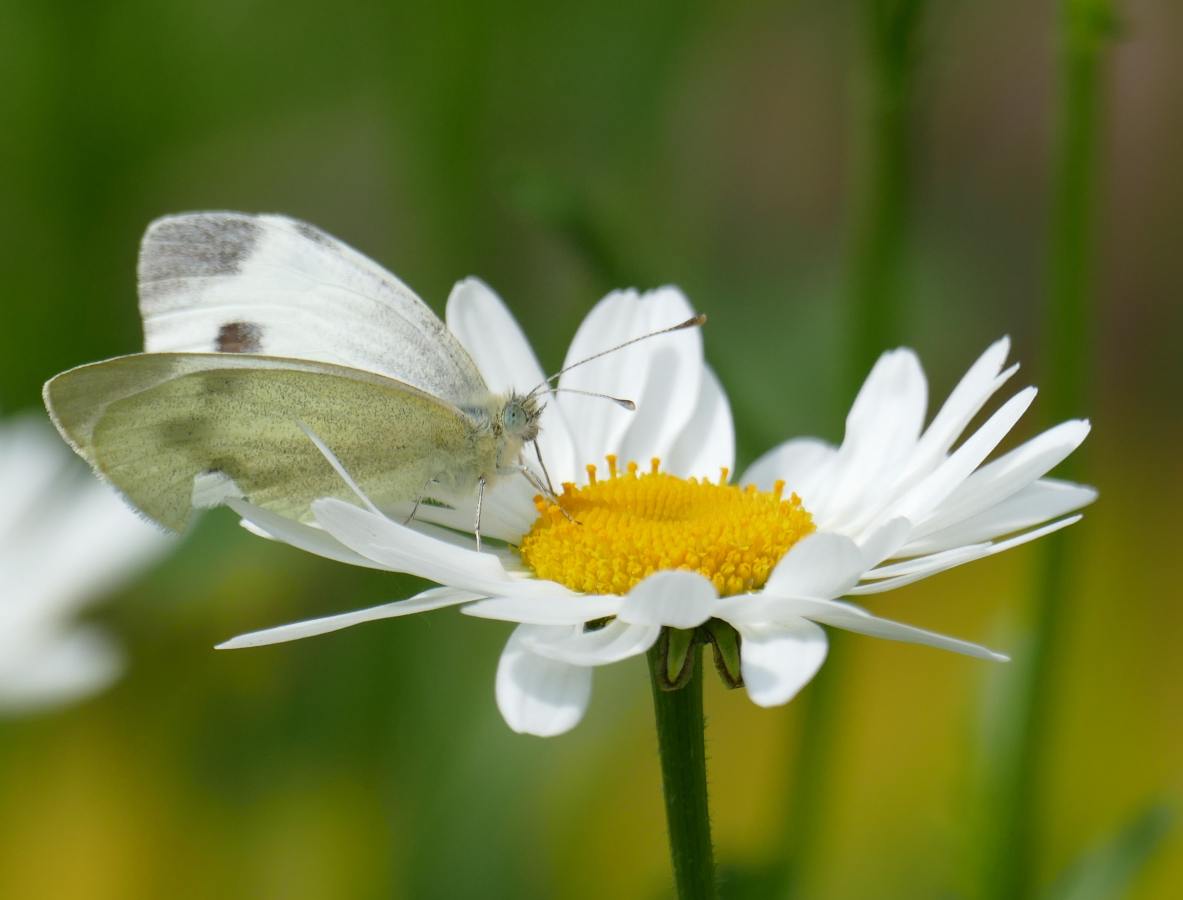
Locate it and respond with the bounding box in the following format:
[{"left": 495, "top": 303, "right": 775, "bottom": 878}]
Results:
[{"left": 44, "top": 213, "right": 699, "bottom": 545}]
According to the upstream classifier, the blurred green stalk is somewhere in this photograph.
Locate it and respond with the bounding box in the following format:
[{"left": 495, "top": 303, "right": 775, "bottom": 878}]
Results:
[
  {"left": 648, "top": 642, "right": 717, "bottom": 900},
  {"left": 780, "top": 1, "right": 925, "bottom": 895},
  {"left": 982, "top": 2, "right": 1115, "bottom": 898}
]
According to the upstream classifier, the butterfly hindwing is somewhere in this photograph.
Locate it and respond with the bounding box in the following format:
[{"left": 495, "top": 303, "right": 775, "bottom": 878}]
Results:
[{"left": 44, "top": 353, "right": 491, "bottom": 532}]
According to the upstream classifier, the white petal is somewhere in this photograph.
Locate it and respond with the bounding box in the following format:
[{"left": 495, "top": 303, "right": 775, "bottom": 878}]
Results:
[
  {"left": 786, "top": 597, "right": 1008, "bottom": 661},
  {"left": 462, "top": 593, "right": 621, "bottom": 625},
  {"left": 446, "top": 278, "right": 546, "bottom": 396},
  {"left": 857, "top": 517, "right": 914, "bottom": 568},
  {"left": 0, "top": 416, "right": 70, "bottom": 546},
  {"left": 843, "top": 348, "right": 928, "bottom": 458},
  {"left": 889, "top": 386, "right": 1037, "bottom": 526},
  {"left": 737, "top": 619, "right": 828, "bottom": 707},
  {"left": 215, "top": 586, "right": 480, "bottom": 649},
  {"left": 765, "top": 532, "right": 866, "bottom": 599},
  {"left": 914, "top": 420, "right": 1092, "bottom": 537},
  {"left": 445, "top": 277, "right": 580, "bottom": 485},
  {"left": 851, "top": 515, "right": 1082, "bottom": 595},
  {"left": 739, "top": 437, "right": 837, "bottom": 509},
  {"left": 812, "top": 349, "right": 927, "bottom": 526},
  {"left": 384, "top": 485, "right": 534, "bottom": 547},
  {"left": 311, "top": 498, "right": 529, "bottom": 595},
  {"left": 902, "top": 478, "right": 1097, "bottom": 555},
  {"left": 902, "top": 337, "right": 1016, "bottom": 480},
  {"left": 859, "top": 543, "right": 992, "bottom": 581},
  {"left": 664, "top": 365, "right": 735, "bottom": 481},
  {"left": 558, "top": 287, "right": 703, "bottom": 470},
  {"left": 3, "top": 466, "right": 170, "bottom": 623},
  {"left": 0, "top": 627, "right": 122, "bottom": 714},
  {"left": 617, "top": 570, "right": 718, "bottom": 629},
  {"left": 496, "top": 626, "right": 593, "bottom": 736},
  {"left": 229, "top": 499, "right": 390, "bottom": 570},
  {"left": 484, "top": 466, "right": 550, "bottom": 533},
  {"left": 519, "top": 621, "right": 660, "bottom": 666}
]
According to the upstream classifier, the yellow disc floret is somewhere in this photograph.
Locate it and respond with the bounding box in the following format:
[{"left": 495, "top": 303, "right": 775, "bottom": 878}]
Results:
[{"left": 520, "top": 455, "right": 815, "bottom": 597}]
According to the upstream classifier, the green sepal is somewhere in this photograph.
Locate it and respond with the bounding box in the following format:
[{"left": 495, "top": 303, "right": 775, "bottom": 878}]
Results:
[
  {"left": 705, "top": 619, "right": 744, "bottom": 689},
  {"left": 657, "top": 627, "right": 697, "bottom": 691}
]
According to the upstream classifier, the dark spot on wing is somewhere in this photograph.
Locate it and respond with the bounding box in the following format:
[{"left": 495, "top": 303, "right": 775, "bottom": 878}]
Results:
[
  {"left": 293, "top": 220, "right": 333, "bottom": 247},
  {"left": 216, "top": 321, "right": 263, "bottom": 353},
  {"left": 138, "top": 214, "right": 261, "bottom": 295}
]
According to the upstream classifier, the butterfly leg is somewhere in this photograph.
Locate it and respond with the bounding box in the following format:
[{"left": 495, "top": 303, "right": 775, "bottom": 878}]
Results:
[
  {"left": 403, "top": 477, "right": 435, "bottom": 526},
  {"left": 473, "top": 476, "right": 487, "bottom": 553},
  {"left": 516, "top": 463, "right": 579, "bottom": 525},
  {"left": 532, "top": 440, "right": 558, "bottom": 497}
]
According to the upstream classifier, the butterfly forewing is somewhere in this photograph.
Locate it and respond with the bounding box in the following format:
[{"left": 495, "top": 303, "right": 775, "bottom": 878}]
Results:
[{"left": 138, "top": 212, "right": 489, "bottom": 408}]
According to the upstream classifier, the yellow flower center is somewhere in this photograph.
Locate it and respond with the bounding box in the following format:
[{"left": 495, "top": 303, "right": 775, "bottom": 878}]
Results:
[{"left": 520, "top": 456, "right": 815, "bottom": 597}]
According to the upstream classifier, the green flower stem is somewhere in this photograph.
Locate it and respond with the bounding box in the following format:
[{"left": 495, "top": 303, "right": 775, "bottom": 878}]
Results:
[
  {"left": 983, "top": 2, "right": 1114, "bottom": 898},
  {"left": 781, "top": 2, "right": 926, "bottom": 896},
  {"left": 647, "top": 640, "right": 717, "bottom": 900}
]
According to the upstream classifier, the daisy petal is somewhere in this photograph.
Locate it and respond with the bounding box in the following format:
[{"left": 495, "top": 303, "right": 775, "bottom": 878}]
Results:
[
  {"left": 851, "top": 515, "right": 1083, "bottom": 595},
  {"left": 446, "top": 278, "right": 547, "bottom": 397},
  {"left": 311, "top": 498, "right": 526, "bottom": 595},
  {"left": 788, "top": 597, "right": 1008, "bottom": 661},
  {"left": 446, "top": 278, "right": 579, "bottom": 485},
  {"left": 903, "top": 337, "right": 1016, "bottom": 478},
  {"left": 383, "top": 486, "right": 534, "bottom": 546},
  {"left": 0, "top": 419, "right": 66, "bottom": 543},
  {"left": 496, "top": 626, "right": 593, "bottom": 736},
  {"left": 229, "top": 499, "right": 389, "bottom": 570},
  {"left": 462, "top": 593, "right": 621, "bottom": 625},
  {"left": 740, "top": 437, "right": 836, "bottom": 508},
  {"left": 890, "top": 386, "right": 1037, "bottom": 525},
  {"left": 518, "top": 621, "right": 661, "bottom": 666},
  {"left": 737, "top": 619, "right": 828, "bottom": 707},
  {"left": 558, "top": 287, "right": 703, "bottom": 468},
  {"left": 859, "top": 543, "right": 992, "bottom": 580},
  {"left": 765, "top": 532, "right": 866, "bottom": 599},
  {"left": 618, "top": 570, "right": 718, "bottom": 629},
  {"left": 815, "top": 349, "right": 927, "bottom": 524},
  {"left": 0, "top": 627, "right": 122, "bottom": 714},
  {"left": 664, "top": 365, "right": 735, "bottom": 481},
  {"left": 857, "top": 517, "right": 913, "bottom": 568},
  {"left": 215, "top": 586, "right": 480, "bottom": 649},
  {"left": 915, "top": 420, "right": 1092, "bottom": 536},
  {"left": 903, "top": 478, "right": 1097, "bottom": 555}
]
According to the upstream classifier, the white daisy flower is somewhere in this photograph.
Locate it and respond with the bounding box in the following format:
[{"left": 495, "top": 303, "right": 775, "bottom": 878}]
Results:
[
  {"left": 0, "top": 414, "right": 172, "bottom": 714},
  {"left": 221, "top": 282, "right": 1095, "bottom": 737}
]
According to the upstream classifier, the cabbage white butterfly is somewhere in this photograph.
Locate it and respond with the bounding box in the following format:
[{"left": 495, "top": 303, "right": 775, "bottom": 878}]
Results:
[{"left": 44, "top": 213, "right": 702, "bottom": 544}]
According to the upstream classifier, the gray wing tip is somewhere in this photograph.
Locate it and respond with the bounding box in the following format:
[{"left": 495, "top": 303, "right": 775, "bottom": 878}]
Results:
[
  {"left": 138, "top": 212, "right": 336, "bottom": 287},
  {"left": 142, "top": 211, "right": 316, "bottom": 240},
  {"left": 139, "top": 213, "right": 267, "bottom": 288}
]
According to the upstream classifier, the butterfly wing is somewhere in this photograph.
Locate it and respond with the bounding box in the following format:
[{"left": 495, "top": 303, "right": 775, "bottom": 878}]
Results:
[
  {"left": 138, "top": 212, "right": 489, "bottom": 408},
  {"left": 44, "top": 353, "right": 487, "bottom": 532}
]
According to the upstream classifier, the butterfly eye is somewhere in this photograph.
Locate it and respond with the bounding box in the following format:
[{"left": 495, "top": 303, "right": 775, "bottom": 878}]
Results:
[{"left": 504, "top": 404, "right": 525, "bottom": 429}]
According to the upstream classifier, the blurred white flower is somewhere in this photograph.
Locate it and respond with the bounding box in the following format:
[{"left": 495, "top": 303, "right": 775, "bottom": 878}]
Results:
[
  {"left": 0, "top": 414, "right": 171, "bottom": 714},
  {"left": 220, "top": 282, "right": 1095, "bottom": 736}
]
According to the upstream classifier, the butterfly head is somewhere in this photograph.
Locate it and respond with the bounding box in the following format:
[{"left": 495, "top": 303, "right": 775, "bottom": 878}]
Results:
[{"left": 500, "top": 392, "right": 543, "bottom": 443}]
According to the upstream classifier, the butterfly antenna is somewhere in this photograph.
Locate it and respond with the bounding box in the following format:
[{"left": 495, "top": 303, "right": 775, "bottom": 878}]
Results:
[
  {"left": 543, "top": 387, "right": 636, "bottom": 410},
  {"left": 528, "top": 312, "right": 706, "bottom": 397}
]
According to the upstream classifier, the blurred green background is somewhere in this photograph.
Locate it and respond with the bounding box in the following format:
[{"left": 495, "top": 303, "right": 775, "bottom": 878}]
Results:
[{"left": 1, "top": 1, "right": 1179, "bottom": 898}]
